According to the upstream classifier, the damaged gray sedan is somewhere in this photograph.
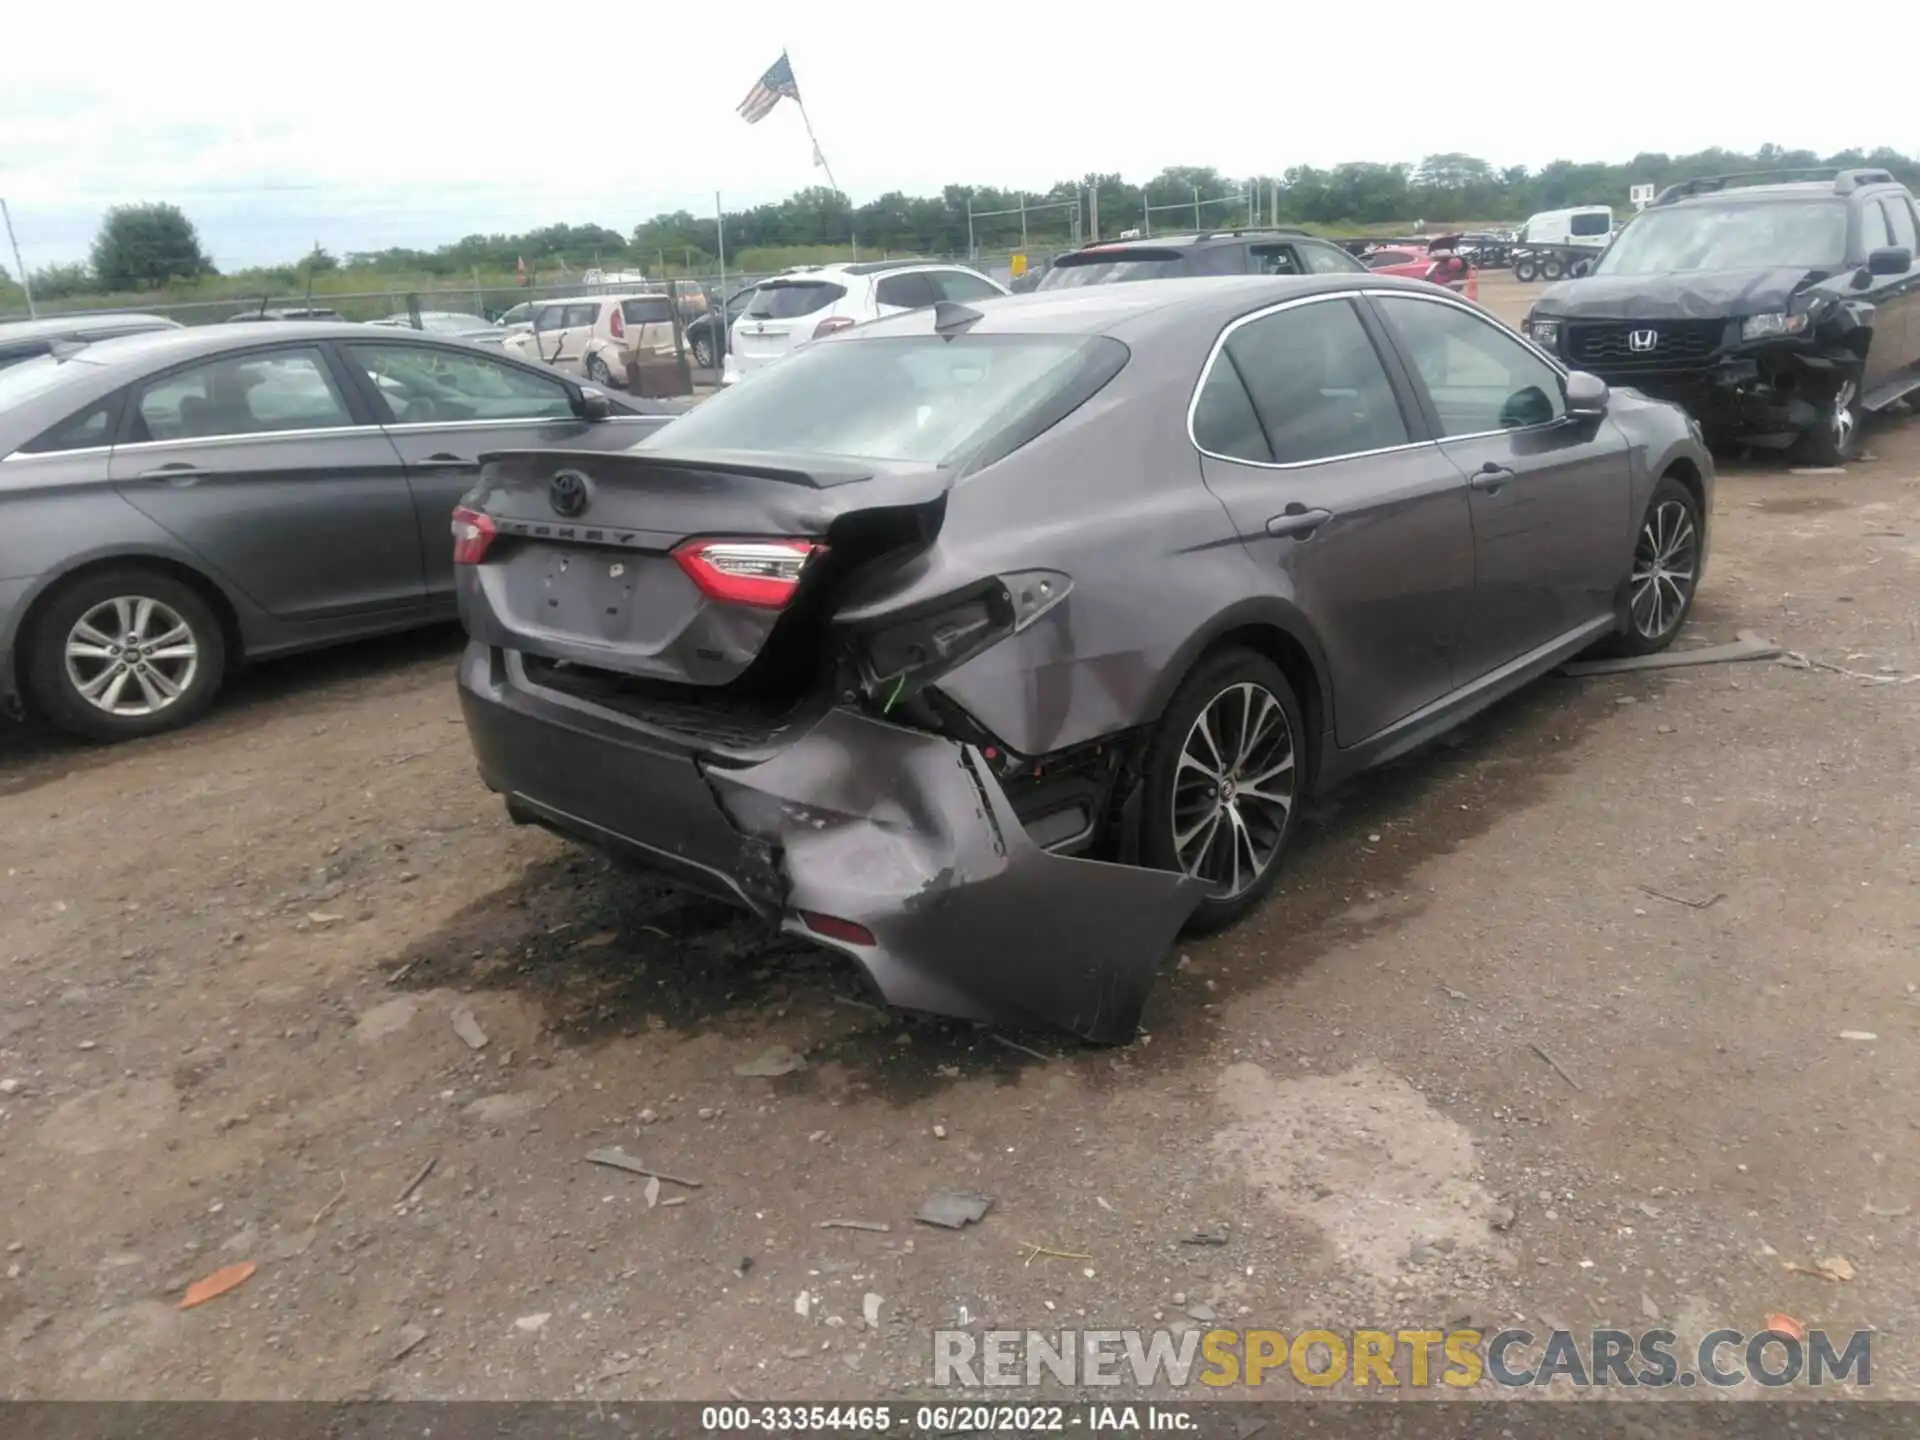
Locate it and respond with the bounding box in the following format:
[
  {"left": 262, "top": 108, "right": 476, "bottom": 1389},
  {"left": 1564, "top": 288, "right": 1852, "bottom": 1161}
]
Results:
[{"left": 452, "top": 274, "right": 1713, "bottom": 1042}]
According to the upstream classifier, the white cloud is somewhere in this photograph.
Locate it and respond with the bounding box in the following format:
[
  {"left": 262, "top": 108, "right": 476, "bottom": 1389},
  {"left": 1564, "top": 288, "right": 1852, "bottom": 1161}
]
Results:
[{"left": 4, "top": 0, "right": 1915, "bottom": 267}]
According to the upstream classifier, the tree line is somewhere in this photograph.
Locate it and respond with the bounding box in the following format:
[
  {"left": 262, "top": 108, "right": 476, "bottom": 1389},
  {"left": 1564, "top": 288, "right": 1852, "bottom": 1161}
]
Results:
[{"left": 8, "top": 144, "right": 1918, "bottom": 305}]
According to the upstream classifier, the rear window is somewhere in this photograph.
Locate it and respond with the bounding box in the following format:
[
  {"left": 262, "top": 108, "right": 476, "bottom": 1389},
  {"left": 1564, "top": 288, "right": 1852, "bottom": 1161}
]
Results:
[
  {"left": 746, "top": 281, "right": 848, "bottom": 319},
  {"left": 641, "top": 334, "right": 1126, "bottom": 466},
  {"left": 1036, "top": 248, "right": 1193, "bottom": 289},
  {"left": 621, "top": 297, "right": 673, "bottom": 324}
]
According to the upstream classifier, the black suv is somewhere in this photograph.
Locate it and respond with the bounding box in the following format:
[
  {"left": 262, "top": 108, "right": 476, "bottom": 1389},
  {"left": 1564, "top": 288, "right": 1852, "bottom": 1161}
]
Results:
[
  {"left": 1522, "top": 169, "right": 1920, "bottom": 463},
  {"left": 1036, "top": 229, "right": 1367, "bottom": 288}
]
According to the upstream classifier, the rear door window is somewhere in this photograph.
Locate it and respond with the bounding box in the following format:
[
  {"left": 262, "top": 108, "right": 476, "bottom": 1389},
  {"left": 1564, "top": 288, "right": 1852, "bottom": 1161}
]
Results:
[
  {"left": 1203, "top": 299, "right": 1410, "bottom": 465},
  {"left": 563, "top": 303, "right": 601, "bottom": 329},
  {"left": 347, "top": 343, "right": 575, "bottom": 423},
  {"left": 131, "top": 347, "right": 356, "bottom": 442},
  {"left": 1301, "top": 241, "right": 1367, "bottom": 274},
  {"left": 746, "top": 281, "right": 848, "bottom": 318},
  {"left": 1249, "top": 244, "right": 1303, "bottom": 276},
  {"left": 532, "top": 305, "right": 569, "bottom": 332},
  {"left": 874, "top": 272, "right": 939, "bottom": 309}
]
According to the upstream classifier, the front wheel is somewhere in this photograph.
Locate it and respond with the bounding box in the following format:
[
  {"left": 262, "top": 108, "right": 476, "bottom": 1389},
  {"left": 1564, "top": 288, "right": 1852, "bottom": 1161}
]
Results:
[
  {"left": 1797, "top": 375, "right": 1860, "bottom": 466},
  {"left": 24, "top": 568, "right": 228, "bottom": 741},
  {"left": 1514, "top": 256, "right": 1539, "bottom": 282},
  {"left": 691, "top": 332, "right": 716, "bottom": 369},
  {"left": 1139, "top": 648, "right": 1305, "bottom": 934},
  {"left": 1591, "top": 476, "right": 1702, "bottom": 659}
]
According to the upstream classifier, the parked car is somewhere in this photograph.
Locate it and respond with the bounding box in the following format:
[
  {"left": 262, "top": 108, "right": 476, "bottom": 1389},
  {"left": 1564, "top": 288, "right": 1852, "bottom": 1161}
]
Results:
[
  {"left": 1522, "top": 168, "right": 1920, "bottom": 463},
  {"left": 684, "top": 286, "right": 759, "bottom": 369},
  {"left": 722, "top": 261, "right": 1007, "bottom": 385},
  {"left": 1361, "top": 235, "right": 1479, "bottom": 300},
  {"left": 451, "top": 275, "right": 1712, "bottom": 1043},
  {"left": 496, "top": 302, "right": 537, "bottom": 332},
  {"left": 500, "top": 293, "right": 679, "bottom": 387},
  {"left": 1, "top": 313, "right": 181, "bottom": 370},
  {"left": 0, "top": 324, "right": 679, "bottom": 741},
  {"left": 225, "top": 307, "right": 345, "bottom": 322},
  {"left": 1036, "top": 230, "right": 1368, "bottom": 290}
]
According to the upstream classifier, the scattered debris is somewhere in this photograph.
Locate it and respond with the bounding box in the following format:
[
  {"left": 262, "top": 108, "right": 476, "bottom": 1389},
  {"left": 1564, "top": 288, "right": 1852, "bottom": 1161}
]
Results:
[
  {"left": 451, "top": 1007, "right": 489, "bottom": 1051},
  {"left": 817, "top": 1220, "right": 891, "bottom": 1233},
  {"left": 862, "top": 1293, "right": 882, "bottom": 1330},
  {"left": 1437, "top": 984, "right": 1471, "bottom": 1002},
  {"left": 1562, "top": 631, "right": 1780, "bottom": 677},
  {"left": 1529, "top": 1042, "right": 1583, "bottom": 1092},
  {"left": 793, "top": 1292, "right": 812, "bottom": 1320},
  {"left": 395, "top": 1157, "right": 437, "bottom": 1205},
  {"left": 1787, "top": 466, "right": 1846, "bottom": 476},
  {"left": 644, "top": 1176, "right": 661, "bottom": 1210},
  {"left": 1181, "top": 1229, "right": 1232, "bottom": 1246},
  {"left": 932, "top": 1124, "right": 948, "bottom": 1140},
  {"left": 1764, "top": 1313, "right": 1808, "bottom": 1342},
  {"left": 1489, "top": 1206, "right": 1517, "bottom": 1233},
  {"left": 1778, "top": 650, "right": 1920, "bottom": 685},
  {"left": 1637, "top": 885, "right": 1725, "bottom": 911},
  {"left": 915, "top": 1191, "right": 994, "bottom": 1229},
  {"left": 1640, "top": 1295, "right": 1660, "bottom": 1320},
  {"left": 1638, "top": 1201, "right": 1662, "bottom": 1221},
  {"left": 584, "top": 1148, "right": 703, "bottom": 1189},
  {"left": 1096, "top": 1197, "right": 1114, "bottom": 1212},
  {"left": 310, "top": 1172, "right": 348, "bottom": 1229},
  {"left": 0, "top": 1080, "right": 18, "bottom": 1096},
  {"left": 592, "top": 1352, "right": 651, "bottom": 1385},
  {"left": 514, "top": 1312, "right": 551, "bottom": 1333},
  {"left": 384, "top": 959, "right": 418, "bottom": 986},
  {"left": 733, "top": 1045, "right": 805, "bottom": 1078},
  {"left": 575, "top": 931, "right": 620, "bottom": 949},
  {"left": 178, "top": 1261, "right": 256, "bottom": 1310},
  {"left": 1838, "top": 1031, "right": 1879, "bottom": 1042},
  {"left": 1863, "top": 1203, "right": 1911, "bottom": 1218},
  {"left": 989, "top": 1033, "right": 1055, "bottom": 1063},
  {"left": 639, "top": 925, "right": 672, "bottom": 940},
  {"left": 387, "top": 1323, "right": 429, "bottom": 1363},
  {"left": 1018, "top": 1242, "right": 1092, "bottom": 1267},
  {"left": 1783, "top": 1255, "right": 1855, "bottom": 1283},
  {"left": 305, "top": 911, "right": 344, "bottom": 928}
]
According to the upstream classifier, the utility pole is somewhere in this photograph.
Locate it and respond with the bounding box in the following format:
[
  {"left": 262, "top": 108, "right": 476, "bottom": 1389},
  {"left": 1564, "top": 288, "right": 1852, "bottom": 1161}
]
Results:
[
  {"left": 1192, "top": 187, "right": 1202, "bottom": 229},
  {"left": 1, "top": 198, "right": 35, "bottom": 319}
]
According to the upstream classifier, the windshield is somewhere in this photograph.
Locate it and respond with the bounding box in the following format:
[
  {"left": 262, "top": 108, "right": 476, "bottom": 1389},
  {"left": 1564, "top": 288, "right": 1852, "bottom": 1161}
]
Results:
[
  {"left": 1595, "top": 200, "right": 1849, "bottom": 276},
  {"left": 1036, "top": 250, "right": 1192, "bottom": 289},
  {"left": 0, "top": 352, "right": 100, "bottom": 409},
  {"left": 642, "top": 334, "right": 1124, "bottom": 465}
]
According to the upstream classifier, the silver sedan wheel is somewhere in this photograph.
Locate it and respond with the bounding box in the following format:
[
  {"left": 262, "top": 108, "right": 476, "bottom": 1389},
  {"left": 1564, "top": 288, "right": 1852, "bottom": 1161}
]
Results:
[
  {"left": 63, "top": 596, "right": 200, "bottom": 717},
  {"left": 1172, "top": 681, "right": 1296, "bottom": 899},
  {"left": 1630, "top": 499, "right": 1698, "bottom": 640},
  {"left": 1829, "top": 377, "right": 1858, "bottom": 456}
]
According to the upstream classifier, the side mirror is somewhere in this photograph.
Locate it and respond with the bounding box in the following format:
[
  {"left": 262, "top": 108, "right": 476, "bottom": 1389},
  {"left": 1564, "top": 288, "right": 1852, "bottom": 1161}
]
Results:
[
  {"left": 1867, "top": 246, "right": 1911, "bottom": 276},
  {"left": 575, "top": 388, "right": 614, "bottom": 421},
  {"left": 1564, "top": 370, "right": 1610, "bottom": 418}
]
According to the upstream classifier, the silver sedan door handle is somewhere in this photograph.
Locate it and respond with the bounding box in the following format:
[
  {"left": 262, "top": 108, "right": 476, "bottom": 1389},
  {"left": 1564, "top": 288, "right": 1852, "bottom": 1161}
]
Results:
[
  {"left": 1265, "top": 505, "right": 1333, "bottom": 539},
  {"left": 1469, "top": 463, "right": 1515, "bottom": 493},
  {"left": 135, "top": 463, "right": 209, "bottom": 484},
  {"left": 412, "top": 453, "right": 474, "bottom": 468}
]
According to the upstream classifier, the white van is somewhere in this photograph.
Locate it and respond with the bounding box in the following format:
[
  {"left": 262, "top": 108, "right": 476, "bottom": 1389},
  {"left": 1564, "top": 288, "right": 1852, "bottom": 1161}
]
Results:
[{"left": 1517, "top": 205, "right": 1614, "bottom": 250}]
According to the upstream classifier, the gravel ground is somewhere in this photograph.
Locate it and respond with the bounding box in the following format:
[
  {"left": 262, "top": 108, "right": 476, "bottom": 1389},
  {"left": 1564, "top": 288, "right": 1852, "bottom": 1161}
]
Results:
[{"left": 1, "top": 274, "right": 1916, "bottom": 1401}]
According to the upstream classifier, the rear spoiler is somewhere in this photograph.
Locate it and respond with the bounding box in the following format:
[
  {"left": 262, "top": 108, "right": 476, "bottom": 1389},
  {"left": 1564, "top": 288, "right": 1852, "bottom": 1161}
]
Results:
[{"left": 476, "top": 446, "right": 888, "bottom": 491}]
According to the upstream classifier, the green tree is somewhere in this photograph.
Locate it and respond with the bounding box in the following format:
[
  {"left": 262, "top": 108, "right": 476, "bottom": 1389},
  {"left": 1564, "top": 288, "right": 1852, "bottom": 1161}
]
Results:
[
  {"left": 89, "top": 203, "right": 215, "bottom": 291},
  {"left": 31, "top": 262, "right": 97, "bottom": 300}
]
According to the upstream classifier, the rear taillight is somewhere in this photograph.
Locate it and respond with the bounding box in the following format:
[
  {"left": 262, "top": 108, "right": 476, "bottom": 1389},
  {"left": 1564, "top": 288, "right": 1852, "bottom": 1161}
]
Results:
[
  {"left": 812, "top": 315, "right": 855, "bottom": 339},
  {"left": 609, "top": 306, "right": 625, "bottom": 340},
  {"left": 451, "top": 506, "right": 497, "bottom": 565},
  {"left": 673, "top": 538, "right": 824, "bottom": 609}
]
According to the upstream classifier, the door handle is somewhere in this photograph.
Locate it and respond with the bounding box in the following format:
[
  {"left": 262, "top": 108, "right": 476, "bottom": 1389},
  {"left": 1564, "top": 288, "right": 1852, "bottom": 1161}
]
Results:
[
  {"left": 413, "top": 453, "right": 474, "bottom": 468},
  {"left": 1265, "top": 505, "right": 1333, "bottom": 539},
  {"left": 1469, "top": 463, "right": 1515, "bottom": 493},
  {"left": 135, "top": 463, "right": 209, "bottom": 484}
]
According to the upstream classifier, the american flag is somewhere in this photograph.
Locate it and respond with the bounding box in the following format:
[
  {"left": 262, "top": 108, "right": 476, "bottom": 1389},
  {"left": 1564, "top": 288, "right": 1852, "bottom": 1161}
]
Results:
[{"left": 737, "top": 52, "right": 800, "bottom": 125}]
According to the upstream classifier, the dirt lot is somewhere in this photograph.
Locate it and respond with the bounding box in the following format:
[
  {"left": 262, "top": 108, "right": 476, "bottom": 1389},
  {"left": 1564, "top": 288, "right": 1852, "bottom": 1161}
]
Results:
[{"left": 2, "top": 273, "right": 1917, "bottom": 1401}]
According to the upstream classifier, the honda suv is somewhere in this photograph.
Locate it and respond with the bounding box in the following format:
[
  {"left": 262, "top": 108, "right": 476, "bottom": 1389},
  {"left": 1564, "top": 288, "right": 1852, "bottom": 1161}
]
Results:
[
  {"left": 1522, "top": 169, "right": 1920, "bottom": 463},
  {"left": 722, "top": 261, "right": 1007, "bottom": 385},
  {"left": 1037, "top": 230, "right": 1368, "bottom": 288}
]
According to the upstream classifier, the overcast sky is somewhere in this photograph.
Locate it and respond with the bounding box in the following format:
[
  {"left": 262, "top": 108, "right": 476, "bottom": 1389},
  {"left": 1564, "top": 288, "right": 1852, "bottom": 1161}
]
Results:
[{"left": 5, "top": 0, "right": 1916, "bottom": 272}]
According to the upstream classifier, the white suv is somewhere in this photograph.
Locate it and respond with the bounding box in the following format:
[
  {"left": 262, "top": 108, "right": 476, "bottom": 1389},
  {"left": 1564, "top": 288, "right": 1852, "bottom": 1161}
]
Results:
[
  {"left": 722, "top": 261, "right": 1008, "bottom": 385},
  {"left": 500, "top": 292, "right": 678, "bottom": 386}
]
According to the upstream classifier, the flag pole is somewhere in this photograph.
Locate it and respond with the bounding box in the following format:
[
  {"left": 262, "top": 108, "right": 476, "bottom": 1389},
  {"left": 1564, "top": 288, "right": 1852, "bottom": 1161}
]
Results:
[{"left": 792, "top": 95, "right": 840, "bottom": 196}]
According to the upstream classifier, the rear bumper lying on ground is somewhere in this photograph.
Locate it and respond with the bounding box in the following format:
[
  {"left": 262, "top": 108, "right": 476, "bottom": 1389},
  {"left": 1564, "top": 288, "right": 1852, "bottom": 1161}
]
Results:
[{"left": 457, "top": 642, "right": 1205, "bottom": 1043}]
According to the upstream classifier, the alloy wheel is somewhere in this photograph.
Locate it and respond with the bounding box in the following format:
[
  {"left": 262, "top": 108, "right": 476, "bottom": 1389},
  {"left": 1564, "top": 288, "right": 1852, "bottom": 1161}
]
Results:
[
  {"left": 1171, "top": 682, "right": 1296, "bottom": 899},
  {"left": 63, "top": 596, "right": 199, "bottom": 717},
  {"left": 1829, "top": 378, "right": 1857, "bottom": 456},
  {"left": 1630, "top": 499, "right": 1698, "bottom": 640}
]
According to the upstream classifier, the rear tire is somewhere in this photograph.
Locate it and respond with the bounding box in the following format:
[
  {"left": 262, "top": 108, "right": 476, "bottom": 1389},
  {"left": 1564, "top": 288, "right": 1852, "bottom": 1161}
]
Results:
[
  {"left": 1539, "top": 256, "right": 1565, "bottom": 281},
  {"left": 1139, "top": 648, "right": 1304, "bottom": 934},
  {"left": 24, "top": 567, "right": 228, "bottom": 742},
  {"left": 585, "top": 353, "right": 615, "bottom": 386},
  {"left": 691, "top": 333, "right": 716, "bottom": 369}
]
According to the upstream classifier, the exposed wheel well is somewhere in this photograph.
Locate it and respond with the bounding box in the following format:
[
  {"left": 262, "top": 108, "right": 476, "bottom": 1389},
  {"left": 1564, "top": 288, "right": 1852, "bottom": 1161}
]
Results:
[
  {"left": 1660, "top": 456, "right": 1706, "bottom": 518},
  {"left": 1198, "top": 623, "right": 1327, "bottom": 786},
  {"left": 12, "top": 557, "right": 243, "bottom": 698}
]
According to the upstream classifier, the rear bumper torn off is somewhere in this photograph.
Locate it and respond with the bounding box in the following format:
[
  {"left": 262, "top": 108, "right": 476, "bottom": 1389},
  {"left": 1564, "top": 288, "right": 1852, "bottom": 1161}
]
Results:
[{"left": 458, "top": 643, "right": 1206, "bottom": 1043}]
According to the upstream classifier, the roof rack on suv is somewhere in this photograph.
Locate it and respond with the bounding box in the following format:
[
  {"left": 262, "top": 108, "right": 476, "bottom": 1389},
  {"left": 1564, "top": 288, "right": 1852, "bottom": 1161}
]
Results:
[
  {"left": 1651, "top": 167, "right": 1899, "bottom": 206},
  {"left": 1193, "top": 227, "right": 1307, "bottom": 241}
]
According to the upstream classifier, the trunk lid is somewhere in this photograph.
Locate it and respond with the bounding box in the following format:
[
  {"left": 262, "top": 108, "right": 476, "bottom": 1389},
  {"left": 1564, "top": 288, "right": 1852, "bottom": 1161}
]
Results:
[{"left": 458, "top": 447, "right": 949, "bottom": 688}]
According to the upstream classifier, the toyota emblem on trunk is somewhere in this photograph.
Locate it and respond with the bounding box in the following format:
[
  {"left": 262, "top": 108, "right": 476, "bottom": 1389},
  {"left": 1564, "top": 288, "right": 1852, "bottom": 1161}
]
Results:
[
  {"left": 1628, "top": 329, "right": 1659, "bottom": 352},
  {"left": 549, "top": 470, "right": 590, "bottom": 518}
]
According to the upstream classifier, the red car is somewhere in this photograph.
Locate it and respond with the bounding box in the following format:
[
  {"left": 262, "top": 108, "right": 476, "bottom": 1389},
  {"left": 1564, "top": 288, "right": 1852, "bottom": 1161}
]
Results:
[{"left": 1361, "top": 234, "right": 1479, "bottom": 301}]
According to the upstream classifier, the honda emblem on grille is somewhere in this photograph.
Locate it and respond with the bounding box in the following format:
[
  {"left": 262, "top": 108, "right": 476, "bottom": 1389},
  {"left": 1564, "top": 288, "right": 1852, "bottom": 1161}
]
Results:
[
  {"left": 549, "top": 470, "right": 590, "bottom": 518},
  {"left": 1628, "top": 329, "right": 1659, "bottom": 353}
]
